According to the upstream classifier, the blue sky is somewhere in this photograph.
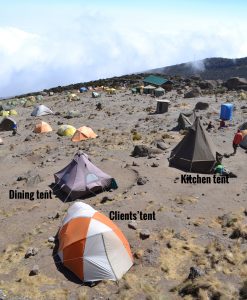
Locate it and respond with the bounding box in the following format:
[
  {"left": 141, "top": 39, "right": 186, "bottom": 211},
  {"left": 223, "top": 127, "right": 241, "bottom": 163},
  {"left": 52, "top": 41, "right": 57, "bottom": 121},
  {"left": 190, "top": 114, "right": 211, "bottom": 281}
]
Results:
[{"left": 0, "top": 0, "right": 247, "bottom": 97}]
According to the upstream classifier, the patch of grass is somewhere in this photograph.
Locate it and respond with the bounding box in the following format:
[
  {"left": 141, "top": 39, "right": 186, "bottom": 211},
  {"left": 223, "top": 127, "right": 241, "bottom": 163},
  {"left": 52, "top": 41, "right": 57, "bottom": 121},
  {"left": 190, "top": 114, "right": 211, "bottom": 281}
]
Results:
[{"left": 132, "top": 132, "right": 142, "bottom": 141}]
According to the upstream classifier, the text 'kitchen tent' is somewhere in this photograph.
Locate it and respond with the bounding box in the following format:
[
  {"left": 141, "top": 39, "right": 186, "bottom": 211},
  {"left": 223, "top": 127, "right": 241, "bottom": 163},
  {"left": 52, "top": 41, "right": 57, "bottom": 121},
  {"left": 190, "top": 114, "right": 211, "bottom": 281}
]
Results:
[
  {"left": 54, "top": 151, "right": 117, "bottom": 200},
  {"left": 57, "top": 202, "right": 133, "bottom": 282},
  {"left": 169, "top": 117, "right": 220, "bottom": 173}
]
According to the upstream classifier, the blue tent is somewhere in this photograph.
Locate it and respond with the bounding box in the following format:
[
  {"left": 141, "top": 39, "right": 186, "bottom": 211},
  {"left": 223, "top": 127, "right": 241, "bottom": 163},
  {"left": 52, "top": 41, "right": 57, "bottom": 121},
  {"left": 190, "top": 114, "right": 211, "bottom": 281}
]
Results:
[{"left": 79, "top": 87, "right": 88, "bottom": 93}]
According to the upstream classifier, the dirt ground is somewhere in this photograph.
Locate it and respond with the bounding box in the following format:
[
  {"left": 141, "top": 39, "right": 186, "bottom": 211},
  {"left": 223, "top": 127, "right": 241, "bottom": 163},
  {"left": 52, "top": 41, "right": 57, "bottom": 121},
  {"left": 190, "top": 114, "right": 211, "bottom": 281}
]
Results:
[{"left": 0, "top": 88, "right": 247, "bottom": 300}]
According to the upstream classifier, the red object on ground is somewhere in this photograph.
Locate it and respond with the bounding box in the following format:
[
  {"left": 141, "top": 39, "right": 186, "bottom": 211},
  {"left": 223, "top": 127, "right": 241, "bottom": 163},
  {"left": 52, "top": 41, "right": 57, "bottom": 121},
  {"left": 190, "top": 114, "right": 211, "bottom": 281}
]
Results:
[{"left": 233, "top": 132, "right": 243, "bottom": 145}]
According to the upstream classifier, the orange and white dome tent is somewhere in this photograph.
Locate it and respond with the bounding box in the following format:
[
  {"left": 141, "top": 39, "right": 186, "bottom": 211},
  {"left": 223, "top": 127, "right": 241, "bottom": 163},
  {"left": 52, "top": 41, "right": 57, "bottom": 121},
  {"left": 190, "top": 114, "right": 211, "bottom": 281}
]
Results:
[
  {"left": 71, "top": 126, "right": 97, "bottom": 142},
  {"left": 57, "top": 202, "right": 133, "bottom": 282},
  {"left": 33, "top": 121, "right": 52, "bottom": 133}
]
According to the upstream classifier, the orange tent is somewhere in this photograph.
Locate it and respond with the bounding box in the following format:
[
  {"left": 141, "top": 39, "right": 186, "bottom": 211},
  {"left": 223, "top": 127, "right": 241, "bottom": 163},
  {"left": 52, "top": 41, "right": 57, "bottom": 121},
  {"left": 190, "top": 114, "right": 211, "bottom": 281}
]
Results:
[
  {"left": 58, "top": 202, "right": 133, "bottom": 282},
  {"left": 71, "top": 126, "right": 97, "bottom": 142},
  {"left": 33, "top": 121, "right": 52, "bottom": 133}
]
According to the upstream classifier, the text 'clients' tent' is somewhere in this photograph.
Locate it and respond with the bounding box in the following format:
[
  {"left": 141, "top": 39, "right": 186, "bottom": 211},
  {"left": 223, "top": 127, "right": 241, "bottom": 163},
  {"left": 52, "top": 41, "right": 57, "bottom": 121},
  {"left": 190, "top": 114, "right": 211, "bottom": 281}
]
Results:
[
  {"left": 0, "top": 117, "right": 16, "bottom": 131},
  {"left": 31, "top": 105, "right": 54, "bottom": 116},
  {"left": 71, "top": 126, "right": 97, "bottom": 142},
  {"left": 169, "top": 117, "right": 220, "bottom": 173},
  {"left": 54, "top": 151, "right": 117, "bottom": 200},
  {"left": 33, "top": 121, "right": 52, "bottom": 133},
  {"left": 57, "top": 202, "right": 133, "bottom": 282}
]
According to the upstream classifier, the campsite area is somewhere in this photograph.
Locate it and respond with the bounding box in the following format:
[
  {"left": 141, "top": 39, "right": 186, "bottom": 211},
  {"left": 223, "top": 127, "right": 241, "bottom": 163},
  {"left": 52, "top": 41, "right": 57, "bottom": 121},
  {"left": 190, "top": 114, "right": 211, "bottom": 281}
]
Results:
[{"left": 0, "top": 81, "right": 247, "bottom": 299}]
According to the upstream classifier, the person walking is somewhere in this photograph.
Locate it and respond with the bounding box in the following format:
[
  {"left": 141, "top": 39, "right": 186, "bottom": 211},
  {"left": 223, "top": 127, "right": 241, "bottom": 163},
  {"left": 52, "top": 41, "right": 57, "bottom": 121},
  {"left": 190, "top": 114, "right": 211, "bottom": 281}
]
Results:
[{"left": 12, "top": 123, "right": 17, "bottom": 136}]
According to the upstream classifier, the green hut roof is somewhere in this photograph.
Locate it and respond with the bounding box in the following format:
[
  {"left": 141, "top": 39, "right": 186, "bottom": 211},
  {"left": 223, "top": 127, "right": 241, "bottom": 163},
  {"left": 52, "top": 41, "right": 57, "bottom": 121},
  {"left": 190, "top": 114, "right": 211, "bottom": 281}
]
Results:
[{"left": 143, "top": 75, "right": 169, "bottom": 86}]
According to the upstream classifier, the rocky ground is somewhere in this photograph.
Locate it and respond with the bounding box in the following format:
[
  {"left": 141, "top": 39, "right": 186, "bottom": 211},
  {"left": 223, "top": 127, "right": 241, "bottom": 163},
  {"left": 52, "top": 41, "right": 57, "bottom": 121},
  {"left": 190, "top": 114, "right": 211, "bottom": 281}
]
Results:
[{"left": 0, "top": 80, "right": 247, "bottom": 300}]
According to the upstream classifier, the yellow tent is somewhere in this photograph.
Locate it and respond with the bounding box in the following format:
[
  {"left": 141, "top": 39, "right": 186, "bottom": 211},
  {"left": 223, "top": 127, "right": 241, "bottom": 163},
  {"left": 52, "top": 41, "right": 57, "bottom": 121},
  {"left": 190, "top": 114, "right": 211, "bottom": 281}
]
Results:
[
  {"left": 240, "top": 92, "right": 247, "bottom": 100},
  {"left": 0, "top": 111, "right": 9, "bottom": 117},
  {"left": 57, "top": 125, "right": 76, "bottom": 136},
  {"left": 9, "top": 109, "right": 18, "bottom": 116}
]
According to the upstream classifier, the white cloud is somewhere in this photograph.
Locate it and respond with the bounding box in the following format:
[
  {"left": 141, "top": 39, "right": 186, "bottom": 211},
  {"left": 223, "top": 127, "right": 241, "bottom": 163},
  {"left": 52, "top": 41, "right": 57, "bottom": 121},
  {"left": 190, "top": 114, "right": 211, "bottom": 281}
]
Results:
[{"left": 0, "top": 10, "right": 247, "bottom": 97}]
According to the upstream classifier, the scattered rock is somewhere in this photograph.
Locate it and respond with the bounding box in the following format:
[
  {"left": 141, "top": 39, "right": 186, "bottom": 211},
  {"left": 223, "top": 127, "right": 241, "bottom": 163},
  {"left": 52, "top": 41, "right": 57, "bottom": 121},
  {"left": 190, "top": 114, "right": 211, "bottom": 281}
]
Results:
[
  {"left": 132, "top": 145, "right": 162, "bottom": 157},
  {"left": 137, "top": 177, "right": 148, "bottom": 185},
  {"left": 24, "top": 135, "right": 33, "bottom": 142},
  {"left": 134, "top": 249, "right": 144, "bottom": 259},
  {"left": 139, "top": 229, "right": 151, "bottom": 240},
  {"left": 128, "top": 221, "right": 138, "bottom": 230},
  {"left": 188, "top": 266, "right": 205, "bottom": 280},
  {"left": 218, "top": 213, "right": 238, "bottom": 228},
  {"left": 173, "top": 232, "right": 187, "bottom": 241},
  {"left": 101, "top": 196, "right": 114, "bottom": 203},
  {"left": 132, "top": 145, "right": 149, "bottom": 157},
  {"left": 29, "top": 265, "right": 39, "bottom": 276},
  {"left": 151, "top": 162, "right": 159, "bottom": 167},
  {"left": 230, "top": 227, "right": 247, "bottom": 239},
  {"left": 48, "top": 236, "right": 55, "bottom": 243},
  {"left": 184, "top": 87, "right": 201, "bottom": 98},
  {"left": 25, "top": 247, "right": 38, "bottom": 259},
  {"left": 152, "top": 140, "right": 168, "bottom": 150},
  {"left": 194, "top": 101, "right": 209, "bottom": 110},
  {"left": 225, "top": 77, "right": 247, "bottom": 90}
]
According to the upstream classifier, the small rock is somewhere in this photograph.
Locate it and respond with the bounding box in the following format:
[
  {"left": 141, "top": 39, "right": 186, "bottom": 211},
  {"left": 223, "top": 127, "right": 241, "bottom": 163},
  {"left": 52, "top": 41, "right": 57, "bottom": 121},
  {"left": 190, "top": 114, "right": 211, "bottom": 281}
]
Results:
[
  {"left": 188, "top": 266, "right": 204, "bottom": 280},
  {"left": 24, "top": 135, "right": 32, "bottom": 142},
  {"left": 132, "top": 161, "right": 139, "bottom": 166},
  {"left": 25, "top": 247, "right": 38, "bottom": 258},
  {"left": 134, "top": 249, "right": 144, "bottom": 259},
  {"left": 101, "top": 196, "right": 114, "bottom": 203},
  {"left": 137, "top": 177, "right": 147, "bottom": 185},
  {"left": 139, "top": 229, "right": 151, "bottom": 240},
  {"left": 128, "top": 221, "right": 138, "bottom": 230},
  {"left": 156, "top": 141, "right": 168, "bottom": 150},
  {"left": 53, "top": 212, "right": 60, "bottom": 219},
  {"left": 29, "top": 265, "right": 39, "bottom": 276},
  {"left": 151, "top": 162, "right": 159, "bottom": 167},
  {"left": 48, "top": 236, "right": 55, "bottom": 243}
]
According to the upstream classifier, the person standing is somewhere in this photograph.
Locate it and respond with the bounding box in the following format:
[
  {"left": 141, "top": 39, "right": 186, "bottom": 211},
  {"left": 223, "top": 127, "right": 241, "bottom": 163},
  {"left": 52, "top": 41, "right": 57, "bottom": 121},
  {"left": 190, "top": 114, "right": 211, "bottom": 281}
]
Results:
[
  {"left": 232, "top": 129, "right": 243, "bottom": 155},
  {"left": 12, "top": 123, "right": 17, "bottom": 136}
]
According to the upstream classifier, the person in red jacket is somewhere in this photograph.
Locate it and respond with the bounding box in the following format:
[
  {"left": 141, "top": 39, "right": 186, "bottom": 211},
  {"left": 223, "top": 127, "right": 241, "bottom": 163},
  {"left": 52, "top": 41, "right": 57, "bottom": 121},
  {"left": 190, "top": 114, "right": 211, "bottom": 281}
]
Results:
[{"left": 232, "top": 129, "right": 243, "bottom": 155}]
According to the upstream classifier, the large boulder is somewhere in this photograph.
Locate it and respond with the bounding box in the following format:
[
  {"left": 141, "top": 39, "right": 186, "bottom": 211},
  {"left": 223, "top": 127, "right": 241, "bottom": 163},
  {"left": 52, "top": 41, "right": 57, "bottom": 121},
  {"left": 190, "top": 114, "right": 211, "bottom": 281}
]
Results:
[
  {"left": 132, "top": 145, "right": 163, "bottom": 157},
  {"left": 190, "top": 75, "right": 201, "bottom": 81},
  {"left": 198, "top": 80, "right": 217, "bottom": 90},
  {"left": 194, "top": 101, "right": 209, "bottom": 110},
  {"left": 184, "top": 87, "right": 201, "bottom": 98},
  {"left": 224, "top": 77, "right": 247, "bottom": 90}
]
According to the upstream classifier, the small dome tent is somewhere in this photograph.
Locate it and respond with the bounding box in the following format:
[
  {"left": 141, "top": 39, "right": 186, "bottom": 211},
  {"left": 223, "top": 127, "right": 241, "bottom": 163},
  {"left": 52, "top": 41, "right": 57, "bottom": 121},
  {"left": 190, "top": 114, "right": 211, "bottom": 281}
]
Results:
[
  {"left": 71, "top": 126, "right": 97, "bottom": 142},
  {"left": 57, "top": 125, "right": 76, "bottom": 137},
  {"left": 31, "top": 105, "right": 54, "bottom": 116},
  {"left": 57, "top": 202, "right": 133, "bottom": 282},
  {"left": 33, "top": 121, "right": 53, "bottom": 133},
  {"left": 0, "top": 117, "right": 17, "bottom": 131}
]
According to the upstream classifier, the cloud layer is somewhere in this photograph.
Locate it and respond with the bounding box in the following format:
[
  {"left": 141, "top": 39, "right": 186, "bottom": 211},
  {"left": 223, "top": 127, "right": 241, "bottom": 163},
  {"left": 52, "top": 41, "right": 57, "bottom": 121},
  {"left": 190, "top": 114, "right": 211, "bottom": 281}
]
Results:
[{"left": 0, "top": 9, "right": 247, "bottom": 97}]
